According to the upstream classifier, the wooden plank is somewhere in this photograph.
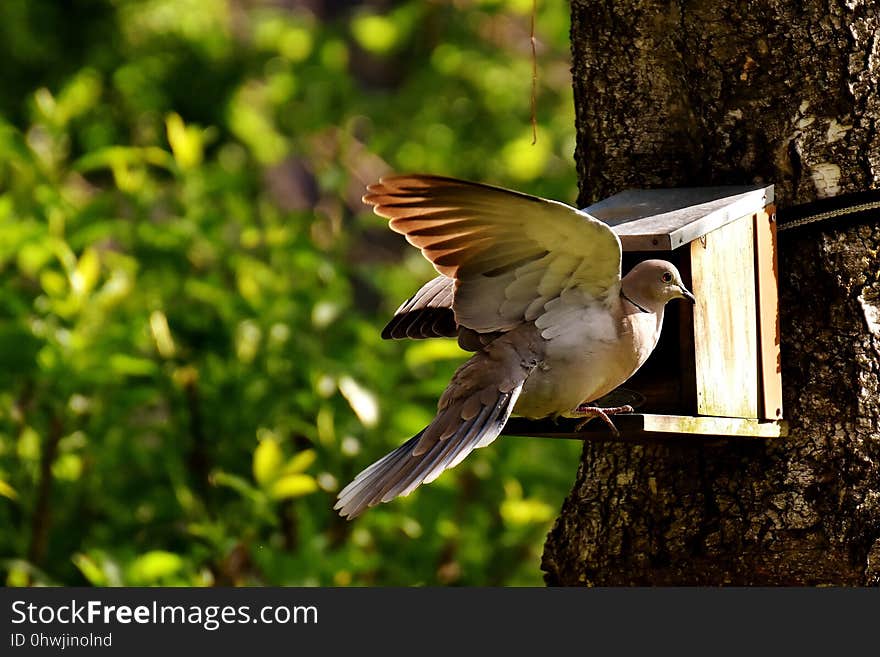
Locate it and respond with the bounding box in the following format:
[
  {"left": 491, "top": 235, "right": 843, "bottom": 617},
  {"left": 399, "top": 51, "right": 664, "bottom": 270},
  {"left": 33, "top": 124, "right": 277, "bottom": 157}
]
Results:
[
  {"left": 676, "top": 252, "right": 698, "bottom": 414},
  {"left": 586, "top": 186, "right": 774, "bottom": 251},
  {"left": 754, "top": 206, "right": 784, "bottom": 420},
  {"left": 502, "top": 414, "right": 787, "bottom": 440},
  {"left": 690, "top": 215, "right": 759, "bottom": 418},
  {"left": 639, "top": 414, "right": 786, "bottom": 437}
]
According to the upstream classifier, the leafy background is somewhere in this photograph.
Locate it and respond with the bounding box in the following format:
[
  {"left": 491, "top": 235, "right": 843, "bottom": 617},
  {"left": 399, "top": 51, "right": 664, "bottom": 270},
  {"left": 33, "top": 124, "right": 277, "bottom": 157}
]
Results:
[{"left": 0, "top": 0, "right": 582, "bottom": 586}]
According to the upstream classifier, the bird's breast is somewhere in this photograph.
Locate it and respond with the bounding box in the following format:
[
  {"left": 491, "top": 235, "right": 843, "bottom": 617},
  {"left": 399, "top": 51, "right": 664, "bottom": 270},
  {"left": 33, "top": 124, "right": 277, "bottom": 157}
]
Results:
[{"left": 514, "top": 306, "right": 662, "bottom": 418}]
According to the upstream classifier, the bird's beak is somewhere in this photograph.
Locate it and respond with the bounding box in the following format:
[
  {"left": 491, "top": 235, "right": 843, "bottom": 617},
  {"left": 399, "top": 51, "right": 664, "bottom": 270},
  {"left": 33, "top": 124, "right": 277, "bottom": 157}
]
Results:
[{"left": 679, "top": 286, "right": 696, "bottom": 304}]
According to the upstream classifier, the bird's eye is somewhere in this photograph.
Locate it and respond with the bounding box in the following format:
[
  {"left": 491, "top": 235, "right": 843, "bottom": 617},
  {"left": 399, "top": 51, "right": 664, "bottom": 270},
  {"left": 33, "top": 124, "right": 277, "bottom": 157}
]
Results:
[{"left": 661, "top": 272, "right": 673, "bottom": 283}]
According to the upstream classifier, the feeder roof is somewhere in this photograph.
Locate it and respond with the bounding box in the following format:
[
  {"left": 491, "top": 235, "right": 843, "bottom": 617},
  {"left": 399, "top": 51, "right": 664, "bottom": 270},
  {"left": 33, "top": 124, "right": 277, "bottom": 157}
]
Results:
[{"left": 584, "top": 184, "right": 774, "bottom": 251}]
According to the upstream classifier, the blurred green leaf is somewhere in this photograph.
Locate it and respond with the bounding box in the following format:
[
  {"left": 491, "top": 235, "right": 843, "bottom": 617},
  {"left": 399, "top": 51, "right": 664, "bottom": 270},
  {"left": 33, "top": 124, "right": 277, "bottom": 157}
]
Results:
[
  {"left": 211, "top": 471, "right": 260, "bottom": 501},
  {"left": 0, "top": 480, "right": 18, "bottom": 501},
  {"left": 108, "top": 354, "right": 158, "bottom": 377},
  {"left": 500, "top": 497, "right": 555, "bottom": 526},
  {"left": 270, "top": 474, "right": 318, "bottom": 500},
  {"left": 165, "top": 112, "right": 203, "bottom": 170},
  {"left": 253, "top": 436, "right": 283, "bottom": 486},
  {"left": 52, "top": 453, "right": 83, "bottom": 482},
  {"left": 127, "top": 551, "right": 184, "bottom": 584},
  {"left": 351, "top": 14, "right": 400, "bottom": 54},
  {"left": 55, "top": 69, "right": 102, "bottom": 125},
  {"left": 281, "top": 449, "right": 317, "bottom": 476},
  {"left": 73, "top": 247, "right": 101, "bottom": 296},
  {"left": 72, "top": 553, "right": 107, "bottom": 586},
  {"left": 15, "top": 239, "right": 53, "bottom": 276}
]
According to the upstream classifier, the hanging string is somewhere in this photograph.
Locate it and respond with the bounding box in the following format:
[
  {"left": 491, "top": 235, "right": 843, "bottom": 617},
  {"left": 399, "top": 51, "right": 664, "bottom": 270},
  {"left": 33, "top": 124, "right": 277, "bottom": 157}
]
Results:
[{"left": 530, "top": 0, "right": 538, "bottom": 145}]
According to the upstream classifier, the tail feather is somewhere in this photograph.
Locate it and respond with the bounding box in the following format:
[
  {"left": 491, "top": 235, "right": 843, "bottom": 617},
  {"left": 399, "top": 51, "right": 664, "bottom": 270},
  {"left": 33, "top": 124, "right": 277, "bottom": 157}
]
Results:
[
  {"left": 391, "top": 400, "right": 497, "bottom": 498},
  {"left": 334, "top": 432, "right": 423, "bottom": 516},
  {"left": 424, "top": 395, "right": 509, "bottom": 483},
  {"left": 334, "top": 385, "right": 522, "bottom": 519}
]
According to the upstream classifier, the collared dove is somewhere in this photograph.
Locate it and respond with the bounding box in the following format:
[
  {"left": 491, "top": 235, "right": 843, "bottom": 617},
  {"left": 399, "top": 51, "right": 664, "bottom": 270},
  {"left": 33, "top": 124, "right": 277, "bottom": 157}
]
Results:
[{"left": 335, "top": 175, "right": 695, "bottom": 519}]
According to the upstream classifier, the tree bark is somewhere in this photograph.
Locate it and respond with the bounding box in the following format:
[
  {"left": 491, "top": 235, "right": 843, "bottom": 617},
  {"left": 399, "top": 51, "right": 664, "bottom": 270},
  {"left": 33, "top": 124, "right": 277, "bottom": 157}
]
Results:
[{"left": 542, "top": 0, "right": 880, "bottom": 585}]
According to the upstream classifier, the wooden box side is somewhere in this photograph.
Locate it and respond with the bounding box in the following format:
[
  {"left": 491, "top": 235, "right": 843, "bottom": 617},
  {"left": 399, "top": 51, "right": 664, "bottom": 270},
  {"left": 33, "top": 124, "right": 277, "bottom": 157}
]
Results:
[
  {"left": 754, "top": 206, "right": 784, "bottom": 420},
  {"left": 690, "top": 215, "right": 759, "bottom": 418}
]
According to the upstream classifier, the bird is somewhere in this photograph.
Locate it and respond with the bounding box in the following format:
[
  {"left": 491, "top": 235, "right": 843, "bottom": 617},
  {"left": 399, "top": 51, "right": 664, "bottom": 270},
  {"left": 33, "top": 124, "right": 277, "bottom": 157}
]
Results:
[{"left": 334, "top": 174, "right": 695, "bottom": 519}]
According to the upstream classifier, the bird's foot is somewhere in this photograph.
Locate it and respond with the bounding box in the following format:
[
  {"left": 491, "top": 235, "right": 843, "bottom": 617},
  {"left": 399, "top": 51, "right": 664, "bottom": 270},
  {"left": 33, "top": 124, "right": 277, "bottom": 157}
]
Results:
[{"left": 573, "top": 404, "right": 634, "bottom": 437}]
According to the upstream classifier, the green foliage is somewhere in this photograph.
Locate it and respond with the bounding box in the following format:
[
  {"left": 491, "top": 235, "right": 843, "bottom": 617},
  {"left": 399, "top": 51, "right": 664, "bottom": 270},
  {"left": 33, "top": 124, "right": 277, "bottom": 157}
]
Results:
[{"left": 0, "top": 0, "right": 582, "bottom": 586}]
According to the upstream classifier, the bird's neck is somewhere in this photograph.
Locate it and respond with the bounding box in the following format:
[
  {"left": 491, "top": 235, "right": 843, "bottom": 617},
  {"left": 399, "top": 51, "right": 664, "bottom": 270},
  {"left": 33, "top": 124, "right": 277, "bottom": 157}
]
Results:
[
  {"left": 619, "top": 282, "right": 664, "bottom": 317},
  {"left": 619, "top": 286, "right": 666, "bottom": 347}
]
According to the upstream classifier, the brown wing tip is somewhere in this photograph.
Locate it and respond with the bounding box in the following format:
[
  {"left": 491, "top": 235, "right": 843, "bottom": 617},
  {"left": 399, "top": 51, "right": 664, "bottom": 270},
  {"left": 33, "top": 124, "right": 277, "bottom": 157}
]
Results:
[
  {"left": 360, "top": 173, "right": 472, "bottom": 278},
  {"left": 362, "top": 174, "right": 444, "bottom": 216},
  {"left": 362, "top": 176, "right": 409, "bottom": 210},
  {"left": 363, "top": 174, "right": 460, "bottom": 201}
]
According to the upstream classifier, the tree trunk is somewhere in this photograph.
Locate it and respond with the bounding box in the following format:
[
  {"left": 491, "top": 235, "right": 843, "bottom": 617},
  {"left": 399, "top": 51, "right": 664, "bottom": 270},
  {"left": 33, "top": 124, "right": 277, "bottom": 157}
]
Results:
[{"left": 542, "top": 0, "right": 880, "bottom": 585}]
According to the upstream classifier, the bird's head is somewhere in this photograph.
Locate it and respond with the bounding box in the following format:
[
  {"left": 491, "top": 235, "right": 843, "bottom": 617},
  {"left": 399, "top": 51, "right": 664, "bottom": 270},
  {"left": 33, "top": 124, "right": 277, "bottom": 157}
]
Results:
[{"left": 621, "top": 259, "right": 696, "bottom": 311}]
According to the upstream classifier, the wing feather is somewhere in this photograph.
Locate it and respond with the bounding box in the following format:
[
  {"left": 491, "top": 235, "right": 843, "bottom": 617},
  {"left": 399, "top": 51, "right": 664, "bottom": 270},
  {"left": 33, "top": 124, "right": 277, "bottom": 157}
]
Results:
[
  {"left": 365, "top": 174, "right": 622, "bottom": 334},
  {"left": 381, "top": 275, "right": 457, "bottom": 340}
]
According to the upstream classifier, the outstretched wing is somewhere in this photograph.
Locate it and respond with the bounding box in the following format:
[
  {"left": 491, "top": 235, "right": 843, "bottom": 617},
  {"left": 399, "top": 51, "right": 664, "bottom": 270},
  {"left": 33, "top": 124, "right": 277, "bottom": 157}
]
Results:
[
  {"left": 335, "top": 325, "right": 542, "bottom": 519},
  {"left": 364, "top": 174, "right": 622, "bottom": 335}
]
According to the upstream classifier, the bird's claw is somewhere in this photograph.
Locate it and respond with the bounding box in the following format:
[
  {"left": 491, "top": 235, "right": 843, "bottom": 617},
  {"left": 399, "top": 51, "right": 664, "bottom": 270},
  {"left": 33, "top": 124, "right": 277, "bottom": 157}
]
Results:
[{"left": 573, "top": 404, "right": 635, "bottom": 436}]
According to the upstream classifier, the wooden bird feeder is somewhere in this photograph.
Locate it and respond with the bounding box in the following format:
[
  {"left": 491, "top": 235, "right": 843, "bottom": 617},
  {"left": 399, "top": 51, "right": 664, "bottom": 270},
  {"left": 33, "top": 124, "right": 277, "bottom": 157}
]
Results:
[{"left": 505, "top": 184, "right": 787, "bottom": 440}]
